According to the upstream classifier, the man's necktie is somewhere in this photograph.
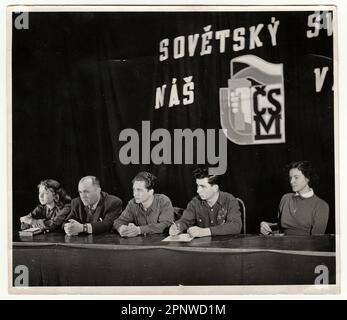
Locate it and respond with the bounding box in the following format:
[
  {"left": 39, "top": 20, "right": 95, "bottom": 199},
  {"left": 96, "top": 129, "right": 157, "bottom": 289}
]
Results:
[{"left": 86, "top": 206, "right": 95, "bottom": 222}]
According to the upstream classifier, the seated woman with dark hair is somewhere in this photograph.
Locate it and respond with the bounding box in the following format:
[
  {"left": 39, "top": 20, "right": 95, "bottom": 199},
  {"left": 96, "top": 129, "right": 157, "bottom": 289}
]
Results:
[
  {"left": 20, "top": 179, "right": 71, "bottom": 232},
  {"left": 260, "top": 161, "right": 329, "bottom": 236}
]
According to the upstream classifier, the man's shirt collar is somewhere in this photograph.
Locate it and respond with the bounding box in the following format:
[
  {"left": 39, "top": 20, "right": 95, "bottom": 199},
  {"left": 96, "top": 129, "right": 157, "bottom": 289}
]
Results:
[{"left": 88, "top": 194, "right": 101, "bottom": 210}]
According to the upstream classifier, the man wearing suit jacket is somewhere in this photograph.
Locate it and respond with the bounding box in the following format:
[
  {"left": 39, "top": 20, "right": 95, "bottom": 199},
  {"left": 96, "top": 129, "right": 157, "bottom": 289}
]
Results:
[{"left": 64, "top": 176, "right": 122, "bottom": 235}]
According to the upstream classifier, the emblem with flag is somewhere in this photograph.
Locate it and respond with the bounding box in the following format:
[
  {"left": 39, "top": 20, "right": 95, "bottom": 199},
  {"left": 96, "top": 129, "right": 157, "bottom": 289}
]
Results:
[{"left": 219, "top": 55, "right": 285, "bottom": 145}]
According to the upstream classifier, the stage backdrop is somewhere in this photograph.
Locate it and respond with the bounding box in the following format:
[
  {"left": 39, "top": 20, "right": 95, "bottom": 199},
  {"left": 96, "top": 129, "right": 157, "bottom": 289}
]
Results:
[{"left": 12, "top": 10, "right": 335, "bottom": 234}]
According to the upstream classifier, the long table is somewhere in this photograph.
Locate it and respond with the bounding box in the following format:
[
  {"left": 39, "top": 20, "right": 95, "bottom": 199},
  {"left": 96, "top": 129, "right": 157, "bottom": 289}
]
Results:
[{"left": 12, "top": 233, "right": 336, "bottom": 286}]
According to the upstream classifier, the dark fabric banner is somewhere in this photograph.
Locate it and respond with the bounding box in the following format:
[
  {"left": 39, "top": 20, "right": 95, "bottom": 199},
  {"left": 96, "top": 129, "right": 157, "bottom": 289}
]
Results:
[{"left": 12, "top": 10, "right": 335, "bottom": 234}]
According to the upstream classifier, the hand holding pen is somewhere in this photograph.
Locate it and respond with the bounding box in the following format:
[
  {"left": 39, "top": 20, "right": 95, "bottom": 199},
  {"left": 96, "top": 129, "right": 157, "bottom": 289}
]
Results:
[{"left": 169, "top": 222, "right": 181, "bottom": 236}]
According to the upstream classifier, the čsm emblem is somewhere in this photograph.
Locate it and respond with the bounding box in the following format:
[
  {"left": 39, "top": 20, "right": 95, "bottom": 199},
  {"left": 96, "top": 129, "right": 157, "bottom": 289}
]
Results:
[{"left": 219, "top": 55, "right": 285, "bottom": 145}]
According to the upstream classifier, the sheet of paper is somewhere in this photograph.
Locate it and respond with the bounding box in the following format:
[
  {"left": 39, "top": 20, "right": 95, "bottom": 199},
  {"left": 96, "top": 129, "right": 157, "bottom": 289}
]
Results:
[
  {"left": 23, "top": 227, "right": 41, "bottom": 232},
  {"left": 162, "top": 234, "right": 194, "bottom": 242}
]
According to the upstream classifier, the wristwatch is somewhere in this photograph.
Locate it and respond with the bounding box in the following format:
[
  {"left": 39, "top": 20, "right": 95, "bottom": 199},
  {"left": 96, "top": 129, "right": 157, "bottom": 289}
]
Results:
[{"left": 83, "top": 224, "right": 88, "bottom": 233}]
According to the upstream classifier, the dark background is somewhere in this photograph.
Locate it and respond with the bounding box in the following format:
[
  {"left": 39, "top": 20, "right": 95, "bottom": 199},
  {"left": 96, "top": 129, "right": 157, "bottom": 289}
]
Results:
[{"left": 12, "top": 11, "right": 335, "bottom": 234}]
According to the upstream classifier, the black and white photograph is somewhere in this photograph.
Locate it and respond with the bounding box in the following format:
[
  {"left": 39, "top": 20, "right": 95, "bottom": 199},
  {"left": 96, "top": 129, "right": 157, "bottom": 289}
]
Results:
[{"left": 8, "top": 4, "right": 338, "bottom": 294}]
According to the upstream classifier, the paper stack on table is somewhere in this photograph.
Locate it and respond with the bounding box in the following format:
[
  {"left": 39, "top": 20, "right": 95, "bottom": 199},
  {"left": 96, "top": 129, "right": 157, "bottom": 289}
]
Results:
[{"left": 19, "top": 227, "right": 42, "bottom": 237}]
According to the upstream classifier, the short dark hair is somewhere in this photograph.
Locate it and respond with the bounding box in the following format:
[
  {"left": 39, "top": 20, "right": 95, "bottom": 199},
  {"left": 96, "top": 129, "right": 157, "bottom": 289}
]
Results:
[
  {"left": 132, "top": 172, "right": 157, "bottom": 190},
  {"left": 192, "top": 167, "right": 222, "bottom": 186},
  {"left": 286, "top": 160, "right": 318, "bottom": 187}
]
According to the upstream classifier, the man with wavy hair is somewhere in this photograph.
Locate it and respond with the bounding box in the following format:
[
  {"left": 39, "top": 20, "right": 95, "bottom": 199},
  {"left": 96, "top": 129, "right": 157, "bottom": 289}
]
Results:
[
  {"left": 113, "top": 172, "right": 174, "bottom": 237},
  {"left": 169, "top": 167, "right": 242, "bottom": 238}
]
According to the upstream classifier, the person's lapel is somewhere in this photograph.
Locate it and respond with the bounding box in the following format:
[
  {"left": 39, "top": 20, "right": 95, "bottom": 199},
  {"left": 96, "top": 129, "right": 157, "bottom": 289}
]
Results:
[{"left": 93, "top": 195, "right": 104, "bottom": 222}]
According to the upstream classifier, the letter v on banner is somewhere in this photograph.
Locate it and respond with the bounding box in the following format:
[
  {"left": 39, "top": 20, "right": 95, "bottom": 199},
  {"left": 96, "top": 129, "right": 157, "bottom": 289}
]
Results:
[{"left": 219, "top": 55, "right": 285, "bottom": 145}]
